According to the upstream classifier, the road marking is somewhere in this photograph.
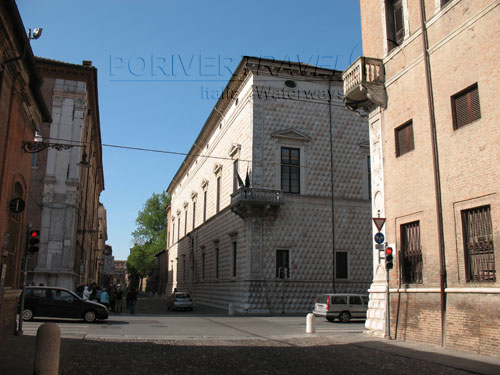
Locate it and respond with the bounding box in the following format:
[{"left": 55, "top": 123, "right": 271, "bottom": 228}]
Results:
[{"left": 22, "top": 322, "right": 88, "bottom": 338}]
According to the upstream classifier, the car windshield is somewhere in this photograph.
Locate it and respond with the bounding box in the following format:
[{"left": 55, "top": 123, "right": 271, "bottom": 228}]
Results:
[{"left": 175, "top": 294, "right": 190, "bottom": 298}]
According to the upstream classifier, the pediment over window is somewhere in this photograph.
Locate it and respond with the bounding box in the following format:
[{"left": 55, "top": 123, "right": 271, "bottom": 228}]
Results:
[
  {"left": 229, "top": 143, "right": 241, "bottom": 158},
  {"left": 201, "top": 179, "right": 209, "bottom": 189},
  {"left": 271, "top": 129, "right": 311, "bottom": 143},
  {"left": 183, "top": 201, "right": 189, "bottom": 209},
  {"left": 191, "top": 191, "right": 198, "bottom": 200},
  {"left": 213, "top": 163, "right": 223, "bottom": 175}
]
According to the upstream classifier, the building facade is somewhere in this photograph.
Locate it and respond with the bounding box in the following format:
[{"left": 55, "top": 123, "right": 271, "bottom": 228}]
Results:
[
  {"left": 166, "top": 57, "right": 372, "bottom": 313},
  {"left": 27, "top": 58, "right": 104, "bottom": 290},
  {"left": 0, "top": 0, "right": 51, "bottom": 340},
  {"left": 343, "top": 0, "right": 500, "bottom": 356}
]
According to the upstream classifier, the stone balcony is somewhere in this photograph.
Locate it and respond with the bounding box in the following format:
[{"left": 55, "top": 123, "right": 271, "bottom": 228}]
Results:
[
  {"left": 230, "top": 187, "right": 284, "bottom": 219},
  {"left": 342, "top": 56, "right": 386, "bottom": 112}
]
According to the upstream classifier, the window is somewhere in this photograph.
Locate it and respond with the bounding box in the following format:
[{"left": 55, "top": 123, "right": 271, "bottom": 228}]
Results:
[
  {"left": 452, "top": 83, "right": 481, "bottom": 129},
  {"left": 367, "top": 155, "right": 371, "bottom": 200},
  {"left": 332, "top": 296, "right": 347, "bottom": 304},
  {"left": 182, "top": 255, "right": 186, "bottom": 281},
  {"left": 172, "top": 222, "right": 175, "bottom": 245},
  {"left": 386, "top": 0, "right": 404, "bottom": 51},
  {"left": 215, "top": 247, "right": 219, "bottom": 279},
  {"left": 233, "top": 159, "right": 240, "bottom": 192},
  {"left": 184, "top": 210, "right": 188, "bottom": 236},
  {"left": 192, "top": 202, "right": 196, "bottom": 229},
  {"left": 395, "top": 120, "right": 414, "bottom": 156},
  {"left": 401, "top": 221, "right": 423, "bottom": 284},
  {"left": 349, "top": 296, "right": 362, "bottom": 305},
  {"left": 202, "top": 253, "right": 205, "bottom": 280},
  {"left": 441, "top": 0, "right": 452, "bottom": 6},
  {"left": 462, "top": 205, "right": 495, "bottom": 282},
  {"left": 336, "top": 252, "right": 348, "bottom": 279},
  {"left": 203, "top": 191, "right": 207, "bottom": 222},
  {"left": 177, "top": 217, "right": 180, "bottom": 240},
  {"left": 276, "top": 249, "right": 290, "bottom": 278},
  {"left": 216, "top": 176, "right": 221, "bottom": 213},
  {"left": 281, "top": 147, "right": 300, "bottom": 194},
  {"left": 232, "top": 241, "right": 237, "bottom": 277}
]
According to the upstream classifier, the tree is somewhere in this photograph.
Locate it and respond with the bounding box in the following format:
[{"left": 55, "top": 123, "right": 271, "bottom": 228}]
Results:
[{"left": 127, "top": 191, "right": 170, "bottom": 284}]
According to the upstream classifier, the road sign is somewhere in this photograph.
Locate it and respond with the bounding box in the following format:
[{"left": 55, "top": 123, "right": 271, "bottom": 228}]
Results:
[
  {"left": 375, "top": 244, "right": 385, "bottom": 250},
  {"left": 374, "top": 232, "right": 385, "bottom": 244},
  {"left": 373, "top": 217, "right": 386, "bottom": 232},
  {"left": 9, "top": 198, "right": 25, "bottom": 213}
]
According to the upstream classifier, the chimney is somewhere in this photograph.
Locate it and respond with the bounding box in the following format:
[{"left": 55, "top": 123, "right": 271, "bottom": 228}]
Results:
[{"left": 82, "top": 60, "right": 92, "bottom": 67}]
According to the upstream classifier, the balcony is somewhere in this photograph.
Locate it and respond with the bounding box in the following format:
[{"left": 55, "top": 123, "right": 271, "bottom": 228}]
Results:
[
  {"left": 342, "top": 56, "right": 386, "bottom": 112},
  {"left": 230, "top": 187, "right": 284, "bottom": 219}
]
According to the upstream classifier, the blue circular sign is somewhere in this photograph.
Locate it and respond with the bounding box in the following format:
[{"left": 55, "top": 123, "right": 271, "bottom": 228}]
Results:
[{"left": 374, "top": 232, "right": 385, "bottom": 244}]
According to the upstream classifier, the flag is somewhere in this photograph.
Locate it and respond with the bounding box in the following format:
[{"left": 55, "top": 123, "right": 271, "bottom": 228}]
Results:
[
  {"left": 245, "top": 169, "right": 250, "bottom": 187},
  {"left": 237, "top": 171, "right": 244, "bottom": 188}
]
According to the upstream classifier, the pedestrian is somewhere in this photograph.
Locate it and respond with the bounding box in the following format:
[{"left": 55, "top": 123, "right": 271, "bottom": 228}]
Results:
[
  {"left": 100, "top": 288, "right": 110, "bottom": 309},
  {"left": 127, "top": 287, "right": 138, "bottom": 314},
  {"left": 108, "top": 285, "right": 116, "bottom": 312},
  {"left": 95, "top": 286, "right": 102, "bottom": 302},
  {"left": 115, "top": 284, "right": 123, "bottom": 313},
  {"left": 82, "top": 285, "right": 91, "bottom": 301},
  {"left": 76, "top": 283, "right": 85, "bottom": 298}
]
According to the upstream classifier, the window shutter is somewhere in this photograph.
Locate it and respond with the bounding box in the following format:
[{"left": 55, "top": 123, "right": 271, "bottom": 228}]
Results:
[{"left": 453, "top": 84, "right": 481, "bottom": 129}]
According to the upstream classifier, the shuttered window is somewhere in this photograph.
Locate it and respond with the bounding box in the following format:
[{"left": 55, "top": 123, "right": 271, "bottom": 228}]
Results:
[
  {"left": 401, "top": 221, "right": 423, "bottom": 284},
  {"left": 462, "top": 205, "right": 495, "bottom": 282},
  {"left": 386, "top": 0, "right": 404, "bottom": 51},
  {"left": 395, "top": 120, "right": 414, "bottom": 157},
  {"left": 452, "top": 84, "right": 481, "bottom": 129}
]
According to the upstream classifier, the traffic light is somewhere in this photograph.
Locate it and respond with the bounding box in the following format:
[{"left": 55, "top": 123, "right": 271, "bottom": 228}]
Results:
[
  {"left": 28, "top": 230, "right": 40, "bottom": 253},
  {"left": 385, "top": 246, "right": 393, "bottom": 270}
]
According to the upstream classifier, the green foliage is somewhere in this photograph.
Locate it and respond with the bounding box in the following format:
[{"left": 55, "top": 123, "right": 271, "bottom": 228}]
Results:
[{"left": 127, "top": 190, "right": 170, "bottom": 279}]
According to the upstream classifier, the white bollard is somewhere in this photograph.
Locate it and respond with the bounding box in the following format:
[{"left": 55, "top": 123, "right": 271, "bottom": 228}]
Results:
[
  {"left": 306, "top": 313, "right": 316, "bottom": 333},
  {"left": 34, "top": 322, "right": 61, "bottom": 375},
  {"left": 228, "top": 303, "right": 234, "bottom": 315}
]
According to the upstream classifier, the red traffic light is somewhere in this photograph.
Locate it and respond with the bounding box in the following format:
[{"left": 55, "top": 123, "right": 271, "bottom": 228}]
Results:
[
  {"left": 385, "top": 247, "right": 393, "bottom": 255},
  {"left": 30, "top": 230, "right": 40, "bottom": 238}
]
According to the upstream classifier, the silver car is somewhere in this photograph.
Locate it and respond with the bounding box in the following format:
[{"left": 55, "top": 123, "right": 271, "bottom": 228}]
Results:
[
  {"left": 313, "top": 293, "right": 369, "bottom": 322},
  {"left": 167, "top": 292, "right": 194, "bottom": 311}
]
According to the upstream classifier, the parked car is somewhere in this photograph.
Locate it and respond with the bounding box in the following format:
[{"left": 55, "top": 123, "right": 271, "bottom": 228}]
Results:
[
  {"left": 313, "top": 293, "right": 369, "bottom": 323},
  {"left": 167, "top": 292, "right": 193, "bottom": 311},
  {"left": 21, "top": 286, "right": 108, "bottom": 323}
]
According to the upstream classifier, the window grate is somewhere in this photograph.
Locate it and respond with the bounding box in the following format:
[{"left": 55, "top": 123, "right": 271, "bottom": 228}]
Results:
[
  {"left": 395, "top": 121, "right": 414, "bottom": 156},
  {"left": 452, "top": 84, "right": 481, "bottom": 129},
  {"left": 401, "top": 221, "right": 423, "bottom": 284},
  {"left": 462, "top": 206, "right": 495, "bottom": 282}
]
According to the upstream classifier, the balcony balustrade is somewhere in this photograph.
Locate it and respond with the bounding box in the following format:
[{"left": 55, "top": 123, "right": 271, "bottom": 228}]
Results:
[
  {"left": 343, "top": 56, "right": 386, "bottom": 112},
  {"left": 230, "top": 187, "right": 283, "bottom": 219}
]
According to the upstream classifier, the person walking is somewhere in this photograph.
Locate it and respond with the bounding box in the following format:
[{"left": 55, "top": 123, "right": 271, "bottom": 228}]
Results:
[
  {"left": 127, "top": 287, "right": 138, "bottom": 314},
  {"left": 82, "top": 285, "right": 91, "bottom": 301},
  {"left": 108, "top": 285, "right": 116, "bottom": 312},
  {"left": 115, "top": 284, "right": 123, "bottom": 313}
]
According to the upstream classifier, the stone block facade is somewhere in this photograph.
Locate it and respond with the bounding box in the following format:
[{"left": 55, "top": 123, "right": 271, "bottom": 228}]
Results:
[{"left": 165, "top": 57, "right": 372, "bottom": 313}]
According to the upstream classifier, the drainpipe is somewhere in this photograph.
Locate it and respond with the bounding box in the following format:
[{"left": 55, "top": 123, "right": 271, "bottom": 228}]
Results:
[
  {"left": 419, "top": 0, "right": 447, "bottom": 347},
  {"left": 328, "top": 78, "right": 336, "bottom": 293}
]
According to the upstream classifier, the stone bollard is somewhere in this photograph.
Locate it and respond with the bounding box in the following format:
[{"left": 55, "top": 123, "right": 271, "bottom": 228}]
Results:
[
  {"left": 228, "top": 303, "right": 234, "bottom": 316},
  {"left": 34, "top": 323, "right": 61, "bottom": 375},
  {"left": 306, "top": 313, "right": 315, "bottom": 333}
]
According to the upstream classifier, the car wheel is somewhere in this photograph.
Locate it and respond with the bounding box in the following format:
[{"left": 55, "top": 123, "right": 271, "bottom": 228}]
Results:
[
  {"left": 84, "top": 310, "right": 97, "bottom": 323},
  {"left": 326, "top": 317, "right": 335, "bottom": 322},
  {"left": 22, "top": 309, "right": 34, "bottom": 321},
  {"left": 339, "top": 311, "right": 351, "bottom": 323}
]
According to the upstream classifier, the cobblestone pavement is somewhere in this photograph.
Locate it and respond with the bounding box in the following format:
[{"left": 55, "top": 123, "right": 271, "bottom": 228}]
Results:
[{"left": 60, "top": 336, "right": 472, "bottom": 375}]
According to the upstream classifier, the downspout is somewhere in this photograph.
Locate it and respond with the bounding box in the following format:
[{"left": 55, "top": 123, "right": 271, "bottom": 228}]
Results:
[
  {"left": 328, "top": 78, "right": 336, "bottom": 293},
  {"left": 419, "top": 0, "right": 447, "bottom": 347}
]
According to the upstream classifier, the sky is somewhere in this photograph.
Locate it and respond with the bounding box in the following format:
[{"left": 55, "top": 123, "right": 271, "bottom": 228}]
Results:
[{"left": 16, "top": 0, "right": 362, "bottom": 261}]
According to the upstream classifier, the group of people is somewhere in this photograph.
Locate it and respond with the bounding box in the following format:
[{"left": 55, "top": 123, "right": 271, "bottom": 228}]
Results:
[{"left": 75, "top": 282, "right": 138, "bottom": 314}]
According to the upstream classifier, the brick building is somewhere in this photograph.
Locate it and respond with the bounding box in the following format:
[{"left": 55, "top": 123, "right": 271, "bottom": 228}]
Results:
[
  {"left": 343, "top": 0, "right": 500, "bottom": 356},
  {"left": 0, "top": 0, "right": 51, "bottom": 340},
  {"left": 27, "top": 58, "right": 105, "bottom": 290},
  {"left": 164, "top": 57, "right": 372, "bottom": 313}
]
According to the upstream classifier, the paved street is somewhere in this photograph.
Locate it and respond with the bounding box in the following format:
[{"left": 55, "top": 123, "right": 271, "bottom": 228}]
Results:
[{"left": 2, "top": 294, "right": 500, "bottom": 375}]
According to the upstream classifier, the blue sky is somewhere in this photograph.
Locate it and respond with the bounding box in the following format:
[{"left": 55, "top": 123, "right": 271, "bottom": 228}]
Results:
[{"left": 17, "top": 0, "right": 362, "bottom": 260}]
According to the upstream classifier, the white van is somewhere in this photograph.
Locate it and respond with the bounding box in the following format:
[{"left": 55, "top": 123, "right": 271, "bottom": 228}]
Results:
[{"left": 313, "top": 293, "right": 369, "bottom": 322}]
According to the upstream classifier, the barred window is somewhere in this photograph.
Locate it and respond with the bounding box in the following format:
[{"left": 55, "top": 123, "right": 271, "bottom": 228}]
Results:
[
  {"left": 401, "top": 221, "right": 423, "bottom": 284},
  {"left": 336, "top": 252, "right": 348, "bottom": 279},
  {"left": 452, "top": 84, "right": 481, "bottom": 129},
  {"left": 395, "top": 121, "right": 414, "bottom": 157},
  {"left": 462, "top": 206, "right": 495, "bottom": 282}
]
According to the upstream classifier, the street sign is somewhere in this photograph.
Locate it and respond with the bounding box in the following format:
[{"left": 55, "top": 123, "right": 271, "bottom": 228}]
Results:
[
  {"left": 375, "top": 244, "right": 385, "bottom": 250},
  {"left": 373, "top": 217, "right": 386, "bottom": 232},
  {"left": 374, "top": 232, "right": 385, "bottom": 244},
  {"left": 9, "top": 198, "right": 25, "bottom": 213}
]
